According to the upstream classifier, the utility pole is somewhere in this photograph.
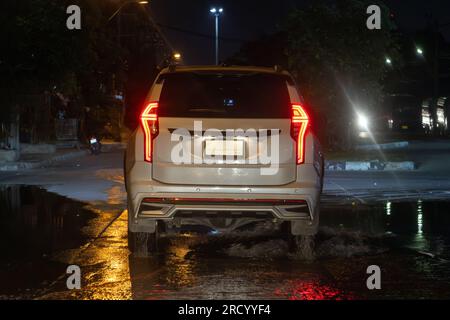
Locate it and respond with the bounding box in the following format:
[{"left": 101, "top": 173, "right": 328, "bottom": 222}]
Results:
[{"left": 117, "top": 10, "right": 122, "bottom": 48}]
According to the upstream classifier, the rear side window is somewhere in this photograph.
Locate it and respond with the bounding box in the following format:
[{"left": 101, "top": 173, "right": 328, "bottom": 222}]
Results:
[{"left": 157, "top": 72, "right": 292, "bottom": 118}]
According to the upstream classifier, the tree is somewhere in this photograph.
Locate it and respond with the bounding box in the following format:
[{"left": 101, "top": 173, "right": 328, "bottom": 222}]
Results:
[
  {"left": 0, "top": 0, "right": 164, "bottom": 142},
  {"left": 227, "top": 32, "right": 288, "bottom": 68},
  {"left": 284, "top": 0, "right": 401, "bottom": 146}
]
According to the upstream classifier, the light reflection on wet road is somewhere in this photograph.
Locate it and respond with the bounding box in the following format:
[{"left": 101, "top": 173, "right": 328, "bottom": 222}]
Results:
[{"left": 1, "top": 186, "right": 450, "bottom": 300}]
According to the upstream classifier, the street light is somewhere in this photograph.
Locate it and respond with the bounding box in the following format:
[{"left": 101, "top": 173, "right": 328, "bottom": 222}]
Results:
[
  {"left": 210, "top": 7, "right": 223, "bottom": 65},
  {"left": 108, "top": 0, "right": 149, "bottom": 48},
  {"left": 173, "top": 52, "right": 181, "bottom": 60},
  {"left": 108, "top": 0, "right": 148, "bottom": 22},
  {"left": 416, "top": 47, "right": 424, "bottom": 56},
  {"left": 172, "top": 52, "right": 182, "bottom": 64},
  {"left": 357, "top": 113, "right": 369, "bottom": 130},
  {"left": 210, "top": 8, "right": 223, "bottom": 14},
  {"left": 385, "top": 57, "right": 392, "bottom": 65}
]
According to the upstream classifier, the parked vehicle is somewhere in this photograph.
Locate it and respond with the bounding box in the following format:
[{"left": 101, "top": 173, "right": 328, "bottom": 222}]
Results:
[
  {"left": 124, "top": 65, "right": 324, "bottom": 254},
  {"left": 388, "top": 94, "right": 424, "bottom": 134},
  {"left": 435, "top": 97, "right": 448, "bottom": 136},
  {"left": 326, "top": 105, "right": 392, "bottom": 150},
  {"left": 421, "top": 97, "right": 449, "bottom": 136}
]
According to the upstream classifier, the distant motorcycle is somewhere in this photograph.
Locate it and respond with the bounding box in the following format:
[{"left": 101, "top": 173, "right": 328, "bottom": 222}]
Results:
[{"left": 89, "top": 137, "right": 102, "bottom": 155}]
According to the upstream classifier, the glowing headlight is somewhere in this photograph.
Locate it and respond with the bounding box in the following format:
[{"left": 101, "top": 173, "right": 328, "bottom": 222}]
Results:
[{"left": 357, "top": 114, "right": 369, "bottom": 129}]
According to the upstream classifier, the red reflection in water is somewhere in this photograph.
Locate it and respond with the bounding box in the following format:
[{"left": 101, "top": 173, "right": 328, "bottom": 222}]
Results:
[{"left": 274, "top": 279, "right": 356, "bottom": 300}]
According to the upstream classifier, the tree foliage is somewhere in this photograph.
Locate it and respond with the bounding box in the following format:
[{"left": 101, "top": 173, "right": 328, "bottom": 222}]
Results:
[
  {"left": 285, "top": 0, "right": 401, "bottom": 116},
  {"left": 0, "top": 0, "right": 157, "bottom": 124},
  {"left": 227, "top": 32, "right": 288, "bottom": 68}
]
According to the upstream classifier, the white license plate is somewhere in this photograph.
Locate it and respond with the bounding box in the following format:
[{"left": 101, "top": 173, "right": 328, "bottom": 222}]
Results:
[
  {"left": 204, "top": 140, "right": 244, "bottom": 156},
  {"left": 90, "top": 138, "right": 97, "bottom": 144}
]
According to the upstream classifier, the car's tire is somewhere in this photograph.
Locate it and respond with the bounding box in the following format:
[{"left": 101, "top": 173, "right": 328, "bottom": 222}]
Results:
[
  {"left": 289, "top": 207, "right": 319, "bottom": 259},
  {"left": 123, "top": 152, "right": 127, "bottom": 192},
  {"left": 320, "top": 157, "right": 325, "bottom": 193},
  {"left": 291, "top": 235, "right": 315, "bottom": 260},
  {"left": 128, "top": 229, "right": 159, "bottom": 256},
  {"left": 290, "top": 207, "right": 320, "bottom": 236}
]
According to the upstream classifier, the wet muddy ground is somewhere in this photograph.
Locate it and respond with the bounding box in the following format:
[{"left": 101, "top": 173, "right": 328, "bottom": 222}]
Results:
[{"left": 1, "top": 185, "right": 449, "bottom": 300}]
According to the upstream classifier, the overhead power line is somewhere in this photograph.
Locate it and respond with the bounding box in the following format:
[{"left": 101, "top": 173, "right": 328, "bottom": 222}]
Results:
[{"left": 155, "top": 23, "right": 248, "bottom": 43}]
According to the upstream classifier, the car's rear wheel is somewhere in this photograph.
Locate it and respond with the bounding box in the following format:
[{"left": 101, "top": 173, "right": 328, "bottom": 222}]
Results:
[
  {"left": 128, "top": 229, "right": 159, "bottom": 256},
  {"left": 289, "top": 207, "right": 319, "bottom": 259},
  {"left": 123, "top": 152, "right": 127, "bottom": 192},
  {"left": 291, "top": 235, "right": 315, "bottom": 260}
]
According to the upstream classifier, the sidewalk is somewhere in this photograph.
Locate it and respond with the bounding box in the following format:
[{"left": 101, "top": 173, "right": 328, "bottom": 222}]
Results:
[
  {"left": 325, "top": 159, "right": 415, "bottom": 171},
  {"left": 325, "top": 140, "right": 415, "bottom": 172},
  {"left": 0, "top": 142, "right": 125, "bottom": 171},
  {"left": 325, "top": 139, "right": 450, "bottom": 172},
  {"left": 0, "top": 149, "right": 89, "bottom": 171}
]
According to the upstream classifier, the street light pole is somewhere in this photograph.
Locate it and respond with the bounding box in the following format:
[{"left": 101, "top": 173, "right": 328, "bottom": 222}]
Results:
[
  {"left": 117, "top": 10, "right": 122, "bottom": 47},
  {"left": 108, "top": 1, "right": 148, "bottom": 22},
  {"left": 107, "top": 0, "right": 148, "bottom": 134},
  {"left": 108, "top": 1, "right": 149, "bottom": 47},
  {"left": 210, "top": 8, "right": 223, "bottom": 65},
  {"left": 215, "top": 14, "right": 219, "bottom": 65}
]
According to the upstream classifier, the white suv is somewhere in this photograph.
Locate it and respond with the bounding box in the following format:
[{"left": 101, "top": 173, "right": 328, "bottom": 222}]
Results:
[{"left": 124, "top": 65, "right": 323, "bottom": 253}]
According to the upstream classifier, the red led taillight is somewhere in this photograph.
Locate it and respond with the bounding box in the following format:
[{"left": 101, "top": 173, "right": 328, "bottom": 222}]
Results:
[
  {"left": 291, "top": 104, "right": 309, "bottom": 164},
  {"left": 140, "top": 102, "right": 159, "bottom": 162}
]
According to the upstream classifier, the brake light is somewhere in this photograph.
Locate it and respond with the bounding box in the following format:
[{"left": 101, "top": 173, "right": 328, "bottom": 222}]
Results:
[
  {"left": 140, "top": 102, "right": 159, "bottom": 162},
  {"left": 291, "top": 104, "right": 309, "bottom": 164}
]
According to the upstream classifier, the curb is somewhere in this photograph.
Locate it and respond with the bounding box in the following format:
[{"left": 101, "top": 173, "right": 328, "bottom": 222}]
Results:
[
  {"left": 325, "top": 160, "right": 415, "bottom": 171},
  {"left": 0, "top": 150, "right": 89, "bottom": 171},
  {"left": 355, "top": 141, "right": 409, "bottom": 151}
]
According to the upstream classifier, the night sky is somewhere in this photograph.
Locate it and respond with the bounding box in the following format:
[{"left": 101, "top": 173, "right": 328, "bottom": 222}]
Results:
[{"left": 149, "top": 0, "right": 450, "bottom": 65}]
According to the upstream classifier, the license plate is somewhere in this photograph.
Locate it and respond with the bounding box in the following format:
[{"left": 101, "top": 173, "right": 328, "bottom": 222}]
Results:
[
  {"left": 204, "top": 140, "right": 244, "bottom": 157},
  {"left": 90, "top": 138, "right": 97, "bottom": 144},
  {"left": 401, "top": 125, "right": 409, "bottom": 130}
]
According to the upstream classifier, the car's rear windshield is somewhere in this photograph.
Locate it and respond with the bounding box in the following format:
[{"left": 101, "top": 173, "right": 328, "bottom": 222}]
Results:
[{"left": 157, "top": 72, "right": 292, "bottom": 118}]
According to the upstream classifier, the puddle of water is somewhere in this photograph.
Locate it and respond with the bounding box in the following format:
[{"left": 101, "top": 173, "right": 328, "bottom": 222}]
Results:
[
  {"left": 321, "top": 200, "right": 450, "bottom": 260},
  {"left": 133, "top": 199, "right": 450, "bottom": 264},
  {"left": 126, "top": 200, "right": 450, "bottom": 299},
  {"left": 0, "top": 186, "right": 95, "bottom": 260},
  {"left": 0, "top": 185, "right": 95, "bottom": 296},
  {"left": 1, "top": 184, "right": 450, "bottom": 299},
  {"left": 225, "top": 239, "right": 289, "bottom": 259}
]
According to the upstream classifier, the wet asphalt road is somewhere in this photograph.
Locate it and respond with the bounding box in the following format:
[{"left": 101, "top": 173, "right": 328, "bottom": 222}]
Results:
[{"left": 1, "top": 185, "right": 450, "bottom": 300}]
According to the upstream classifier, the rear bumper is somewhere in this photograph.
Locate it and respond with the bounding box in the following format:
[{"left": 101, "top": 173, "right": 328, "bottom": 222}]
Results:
[
  {"left": 138, "top": 196, "right": 311, "bottom": 219},
  {"left": 127, "top": 180, "right": 320, "bottom": 231}
]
